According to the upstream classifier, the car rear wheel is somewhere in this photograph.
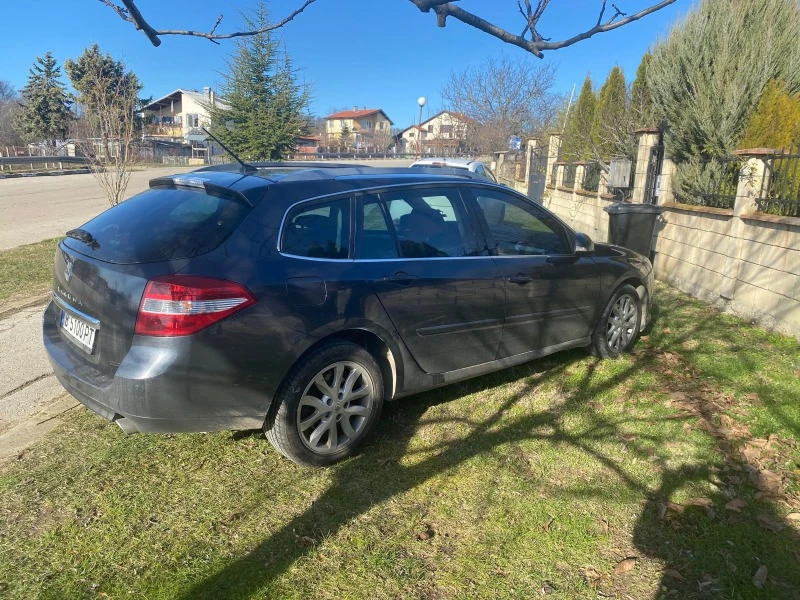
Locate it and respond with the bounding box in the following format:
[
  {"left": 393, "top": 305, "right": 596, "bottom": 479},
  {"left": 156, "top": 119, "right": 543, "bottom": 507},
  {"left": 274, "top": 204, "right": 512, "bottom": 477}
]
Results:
[
  {"left": 264, "top": 341, "right": 384, "bottom": 467},
  {"left": 590, "top": 284, "right": 641, "bottom": 359}
]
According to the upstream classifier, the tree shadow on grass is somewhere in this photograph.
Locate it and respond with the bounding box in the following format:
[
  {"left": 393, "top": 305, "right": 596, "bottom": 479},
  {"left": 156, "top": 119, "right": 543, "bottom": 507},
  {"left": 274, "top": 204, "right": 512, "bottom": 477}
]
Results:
[{"left": 176, "top": 293, "right": 799, "bottom": 598}]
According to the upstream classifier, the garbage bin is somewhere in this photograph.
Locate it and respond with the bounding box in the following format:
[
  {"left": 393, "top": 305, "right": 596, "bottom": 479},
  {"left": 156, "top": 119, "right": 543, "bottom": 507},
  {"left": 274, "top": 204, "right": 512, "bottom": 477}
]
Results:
[{"left": 603, "top": 202, "right": 665, "bottom": 258}]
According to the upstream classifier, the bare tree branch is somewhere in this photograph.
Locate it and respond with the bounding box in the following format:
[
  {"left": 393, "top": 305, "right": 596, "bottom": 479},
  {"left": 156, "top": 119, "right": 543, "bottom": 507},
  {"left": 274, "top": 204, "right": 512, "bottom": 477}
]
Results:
[
  {"left": 103, "top": 0, "right": 319, "bottom": 47},
  {"left": 96, "top": 0, "right": 131, "bottom": 23},
  {"left": 410, "top": 0, "right": 676, "bottom": 58},
  {"left": 98, "top": 0, "right": 675, "bottom": 57}
]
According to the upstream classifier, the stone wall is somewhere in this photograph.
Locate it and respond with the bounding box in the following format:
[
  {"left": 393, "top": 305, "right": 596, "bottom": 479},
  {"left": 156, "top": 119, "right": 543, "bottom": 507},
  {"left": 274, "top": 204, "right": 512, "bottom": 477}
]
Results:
[{"left": 533, "top": 132, "right": 800, "bottom": 340}]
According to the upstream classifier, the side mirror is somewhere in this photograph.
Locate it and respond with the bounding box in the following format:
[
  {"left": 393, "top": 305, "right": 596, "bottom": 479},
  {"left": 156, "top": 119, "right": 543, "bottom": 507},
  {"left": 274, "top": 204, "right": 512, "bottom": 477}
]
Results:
[{"left": 575, "top": 232, "right": 595, "bottom": 256}]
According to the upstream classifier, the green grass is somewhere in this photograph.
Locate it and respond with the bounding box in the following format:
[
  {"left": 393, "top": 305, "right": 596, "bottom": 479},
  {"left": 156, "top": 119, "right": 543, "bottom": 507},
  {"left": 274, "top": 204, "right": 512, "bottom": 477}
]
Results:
[
  {"left": 0, "top": 238, "right": 59, "bottom": 304},
  {"left": 1, "top": 283, "right": 799, "bottom": 598}
]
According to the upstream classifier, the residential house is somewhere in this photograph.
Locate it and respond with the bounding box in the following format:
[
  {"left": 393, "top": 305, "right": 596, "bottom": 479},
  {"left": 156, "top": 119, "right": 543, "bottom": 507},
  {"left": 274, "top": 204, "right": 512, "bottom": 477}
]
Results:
[
  {"left": 324, "top": 107, "right": 394, "bottom": 151},
  {"left": 398, "top": 110, "right": 474, "bottom": 155},
  {"left": 141, "top": 88, "right": 227, "bottom": 143},
  {"left": 141, "top": 88, "right": 229, "bottom": 162}
]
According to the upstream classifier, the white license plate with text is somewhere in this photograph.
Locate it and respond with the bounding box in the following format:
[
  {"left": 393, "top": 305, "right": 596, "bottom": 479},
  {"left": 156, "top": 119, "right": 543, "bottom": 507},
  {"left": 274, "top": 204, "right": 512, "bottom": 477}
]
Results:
[{"left": 60, "top": 310, "right": 97, "bottom": 352}]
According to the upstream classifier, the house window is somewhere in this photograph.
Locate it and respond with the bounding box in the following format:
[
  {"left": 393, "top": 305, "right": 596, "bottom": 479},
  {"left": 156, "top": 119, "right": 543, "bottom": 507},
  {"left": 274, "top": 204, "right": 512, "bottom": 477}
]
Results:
[
  {"left": 378, "top": 121, "right": 385, "bottom": 131},
  {"left": 440, "top": 124, "right": 453, "bottom": 135},
  {"left": 187, "top": 114, "right": 199, "bottom": 127},
  {"left": 408, "top": 132, "right": 415, "bottom": 138},
  {"left": 360, "top": 120, "right": 370, "bottom": 129}
]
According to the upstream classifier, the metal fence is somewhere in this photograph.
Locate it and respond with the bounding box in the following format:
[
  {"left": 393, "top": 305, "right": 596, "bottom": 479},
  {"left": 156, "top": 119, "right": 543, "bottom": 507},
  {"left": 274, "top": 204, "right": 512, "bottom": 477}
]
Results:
[
  {"left": 674, "top": 157, "right": 740, "bottom": 209},
  {"left": 562, "top": 163, "right": 577, "bottom": 188},
  {"left": 757, "top": 145, "right": 800, "bottom": 217},
  {"left": 582, "top": 162, "right": 602, "bottom": 192}
]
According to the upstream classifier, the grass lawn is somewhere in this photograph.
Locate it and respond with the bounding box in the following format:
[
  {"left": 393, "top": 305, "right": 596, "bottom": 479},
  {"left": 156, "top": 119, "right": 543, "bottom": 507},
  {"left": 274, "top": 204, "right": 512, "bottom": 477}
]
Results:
[
  {"left": 0, "top": 238, "right": 60, "bottom": 305},
  {"left": 1, "top": 283, "right": 798, "bottom": 598}
]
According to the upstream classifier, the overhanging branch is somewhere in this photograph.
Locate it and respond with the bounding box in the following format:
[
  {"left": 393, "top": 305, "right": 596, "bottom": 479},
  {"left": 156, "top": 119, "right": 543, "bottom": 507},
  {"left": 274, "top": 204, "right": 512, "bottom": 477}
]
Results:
[
  {"left": 101, "top": 0, "right": 318, "bottom": 47},
  {"left": 99, "top": 0, "right": 676, "bottom": 56},
  {"left": 410, "top": 0, "right": 676, "bottom": 58}
]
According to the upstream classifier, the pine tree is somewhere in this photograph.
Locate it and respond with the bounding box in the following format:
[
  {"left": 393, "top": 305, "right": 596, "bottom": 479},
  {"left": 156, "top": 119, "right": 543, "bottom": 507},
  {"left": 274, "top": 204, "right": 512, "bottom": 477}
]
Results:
[
  {"left": 65, "top": 45, "right": 142, "bottom": 125},
  {"left": 13, "top": 52, "right": 73, "bottom": 148},
  {"left": 740, "top": 79, "right": 800, "bottom": 150},
  {"left": 630, "top": 52, "right": 655, "bottom": 128},
  {"left": 592, "top": 66, "right": 628, "bottom": 158},
  {"left": 561, "top": 74, "right": 596, "bottom": 160},
  {"left": 648, "top": 0, "right": 800, "bottom": 162},
  {"left": 209, "top": 1, "right": 310, "bottom": 161}
]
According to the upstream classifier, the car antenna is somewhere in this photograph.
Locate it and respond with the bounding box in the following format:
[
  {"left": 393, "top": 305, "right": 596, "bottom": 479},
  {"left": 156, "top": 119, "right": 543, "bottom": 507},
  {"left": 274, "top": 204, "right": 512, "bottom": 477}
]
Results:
[{"left": 202, "top": 127, "right": 257, "bottom": 173}]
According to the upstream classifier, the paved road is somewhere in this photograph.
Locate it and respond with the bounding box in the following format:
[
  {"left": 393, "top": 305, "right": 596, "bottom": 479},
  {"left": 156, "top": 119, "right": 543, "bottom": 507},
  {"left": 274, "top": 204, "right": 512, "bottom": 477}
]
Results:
[
  {"left": 0, "top": 167, "right": 194, "bottom": 250},
  {"left": 0, "top": 160, "right": 413, "bottom": 250}
]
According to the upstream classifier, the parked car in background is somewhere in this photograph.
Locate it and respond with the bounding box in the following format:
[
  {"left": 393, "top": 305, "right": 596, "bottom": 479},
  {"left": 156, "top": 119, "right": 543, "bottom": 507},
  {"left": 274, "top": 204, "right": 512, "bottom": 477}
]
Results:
[
  {"left": 410, "top": 157, "right": 498, "bottom": 182},
  {"left": 44, "top": 165, "right": 653, "bottom": 467}
]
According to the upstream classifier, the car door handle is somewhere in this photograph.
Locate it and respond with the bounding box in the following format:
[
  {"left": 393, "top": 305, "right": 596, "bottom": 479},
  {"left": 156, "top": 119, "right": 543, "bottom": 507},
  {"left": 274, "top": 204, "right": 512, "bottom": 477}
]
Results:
[
  {"left": 506, "top": 274, "right": 533, "bottom": 285},
  {"left": 383, "top": 272, "right": 418, "bottom": 284}
]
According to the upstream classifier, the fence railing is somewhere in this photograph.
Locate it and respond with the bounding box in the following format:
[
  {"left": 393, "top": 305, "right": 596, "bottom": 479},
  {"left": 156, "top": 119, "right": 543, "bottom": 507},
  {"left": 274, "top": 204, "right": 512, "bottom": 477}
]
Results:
[
  {"left": 757, "top": 145, "right": 800, "bottom": 217},
  {"left": 562, "top": 163, "right": 577, "bottom": 188},
  {"left": 582, "top": 162, "right": 602, "bottom": 192},
  {"left": 674, "top": 157, "right": 740, "bottom": 209}
]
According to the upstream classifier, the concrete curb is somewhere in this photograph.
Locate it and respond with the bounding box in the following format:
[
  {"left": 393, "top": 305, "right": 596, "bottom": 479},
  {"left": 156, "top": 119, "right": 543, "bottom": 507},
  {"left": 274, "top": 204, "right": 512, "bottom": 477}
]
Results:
[{"left": 0, "top": 293, "right": 51, "bottom": 321}]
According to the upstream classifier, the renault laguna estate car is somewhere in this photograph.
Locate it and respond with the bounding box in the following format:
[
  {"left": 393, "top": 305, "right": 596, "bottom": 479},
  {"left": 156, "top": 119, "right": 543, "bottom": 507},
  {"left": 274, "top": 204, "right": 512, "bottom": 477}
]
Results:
[{"left": 44, "top": 166, "right": 653, "bottom": 466}]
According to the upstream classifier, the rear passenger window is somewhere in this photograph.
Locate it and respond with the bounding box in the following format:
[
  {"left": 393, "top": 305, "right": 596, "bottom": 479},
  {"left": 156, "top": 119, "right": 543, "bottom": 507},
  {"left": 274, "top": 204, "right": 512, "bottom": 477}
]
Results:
[
  {"left": 359, "top": 195, "right": 398, "bottom": 259},
  {"left": 381, "top": 188, "right": 475, "bottom": 258},
  {"left": 282, "top": 197, "right": 351, "bottom": 259}
]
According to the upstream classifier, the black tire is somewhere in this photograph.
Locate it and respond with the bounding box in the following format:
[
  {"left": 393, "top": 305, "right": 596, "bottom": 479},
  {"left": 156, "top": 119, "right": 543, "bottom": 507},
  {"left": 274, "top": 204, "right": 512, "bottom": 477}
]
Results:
[
  {"left": 590, "top": 284, "right": 642, "bottom": 359},
  {"left": 264, "top": 341, "right": 384, "bottom": 467}
]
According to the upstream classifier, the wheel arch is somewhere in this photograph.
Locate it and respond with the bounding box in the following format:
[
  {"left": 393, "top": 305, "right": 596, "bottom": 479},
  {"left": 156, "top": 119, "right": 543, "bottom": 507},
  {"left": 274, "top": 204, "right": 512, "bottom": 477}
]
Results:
[{"left": 286, "top": 327, "right": 401, "bottom": 402}]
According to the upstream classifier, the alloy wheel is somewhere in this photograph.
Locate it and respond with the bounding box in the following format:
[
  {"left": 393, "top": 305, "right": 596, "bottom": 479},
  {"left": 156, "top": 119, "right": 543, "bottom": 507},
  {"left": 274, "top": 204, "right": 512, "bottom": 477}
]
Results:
[
  {"left": 606, "top": 293, "right": 637, "bottom": 352},
  {"left": 296, "top": 361, "right": 375, "bottom": 455}
]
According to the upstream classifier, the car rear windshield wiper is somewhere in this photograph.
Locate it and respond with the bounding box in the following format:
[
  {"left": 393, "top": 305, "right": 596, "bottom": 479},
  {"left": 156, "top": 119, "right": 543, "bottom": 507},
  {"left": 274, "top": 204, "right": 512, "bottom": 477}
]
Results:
[{"left": 66, "top": 228, "right": 97, "bottom": 245}]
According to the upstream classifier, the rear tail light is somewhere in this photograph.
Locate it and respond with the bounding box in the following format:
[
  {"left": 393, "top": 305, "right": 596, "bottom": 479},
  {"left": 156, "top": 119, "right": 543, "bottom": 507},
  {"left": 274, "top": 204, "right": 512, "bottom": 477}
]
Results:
[{"left": 135, "top": 275, "right": 256, "bottom": 337}]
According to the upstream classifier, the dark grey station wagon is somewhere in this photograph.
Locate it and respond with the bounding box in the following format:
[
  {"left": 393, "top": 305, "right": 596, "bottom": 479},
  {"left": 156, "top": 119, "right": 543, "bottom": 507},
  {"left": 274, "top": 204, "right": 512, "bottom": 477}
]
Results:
[{"left": 44, "top": 165, "right": 653, "bottom": 466}]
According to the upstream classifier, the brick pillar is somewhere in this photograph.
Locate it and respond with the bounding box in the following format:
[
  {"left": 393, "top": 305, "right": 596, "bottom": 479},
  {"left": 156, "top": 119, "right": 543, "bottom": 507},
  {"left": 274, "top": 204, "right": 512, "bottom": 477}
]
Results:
[
  {"left": 575, "top": 163, "right": 586, "bottom": 190},
  {"left": 546, "top": 133, "right": 562, "bottom": 186},
  {"left": 632, "top": 128, "right": 661, "bottom": 203},
  {"left": 719, "top": 149, "right": 774, "bottom": 299},
  {"left": 658, "top": 158, "right": 677, "bottom": 204}
]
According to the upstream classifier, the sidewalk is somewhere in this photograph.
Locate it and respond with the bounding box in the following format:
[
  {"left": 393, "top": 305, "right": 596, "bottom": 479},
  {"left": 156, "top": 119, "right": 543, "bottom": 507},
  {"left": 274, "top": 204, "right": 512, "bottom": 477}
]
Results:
[{"left": 0, "top": 304, "right": 79, "bottom": 458}]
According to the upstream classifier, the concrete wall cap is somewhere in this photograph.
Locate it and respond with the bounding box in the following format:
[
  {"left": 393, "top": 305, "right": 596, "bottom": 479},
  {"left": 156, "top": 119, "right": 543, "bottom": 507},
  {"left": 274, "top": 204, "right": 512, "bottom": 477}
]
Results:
[{"left": 634, "top": 127, "right": 661, "bottom": 134}]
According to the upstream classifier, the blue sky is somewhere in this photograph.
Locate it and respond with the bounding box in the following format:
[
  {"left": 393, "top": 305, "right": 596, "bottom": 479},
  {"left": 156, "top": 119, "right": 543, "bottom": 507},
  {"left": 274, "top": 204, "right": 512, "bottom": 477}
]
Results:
[{"left": 1, "top": 1, "right": 689, "bottom": 129}]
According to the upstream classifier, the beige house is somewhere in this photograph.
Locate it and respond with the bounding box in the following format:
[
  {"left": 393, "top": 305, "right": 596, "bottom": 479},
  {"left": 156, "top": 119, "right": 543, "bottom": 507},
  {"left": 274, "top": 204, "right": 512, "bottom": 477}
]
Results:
[
  {"left": 324, "top": 107, "right": 394, "bottom": 150},
  {"left": 399, "top": 111, "right": 473, "bottom": 155},
  {"left": 141, "top": 88, "right": 228, "bottom": 143}
]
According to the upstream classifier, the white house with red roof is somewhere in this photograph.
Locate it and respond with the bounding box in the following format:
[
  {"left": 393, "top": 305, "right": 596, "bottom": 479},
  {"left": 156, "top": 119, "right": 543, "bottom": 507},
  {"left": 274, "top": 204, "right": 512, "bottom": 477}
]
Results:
[
  {"left": 398, "top": 110, "right": 475, "bottom": 155},
  {"left": 324, "top": 107, "right": 394, "bottom": 149}
]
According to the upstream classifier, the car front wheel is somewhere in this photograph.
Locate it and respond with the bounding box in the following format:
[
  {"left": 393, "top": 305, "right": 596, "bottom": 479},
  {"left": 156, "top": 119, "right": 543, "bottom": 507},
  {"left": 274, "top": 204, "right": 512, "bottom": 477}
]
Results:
[
  {"left": 265, "top": 341, "right": 384, "bottom": 467},
  {"left": 590, "top": 284, "right": 642, "bottom": 359}
]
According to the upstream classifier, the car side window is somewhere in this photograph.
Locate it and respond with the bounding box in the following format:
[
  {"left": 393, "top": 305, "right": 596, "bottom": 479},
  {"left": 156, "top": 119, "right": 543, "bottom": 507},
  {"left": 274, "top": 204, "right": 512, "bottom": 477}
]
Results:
[
  {"left": 358, "top": 194, "right": 399, "bottom": 259},
  {"left": 472, "top": 188, "right": 570, "bottom": 256},
  {"left": 282, "top": 197, "right": 351, "bottom": 259},
  {"left": 381, "top": 187, "right": 476, "bottom": 258}
]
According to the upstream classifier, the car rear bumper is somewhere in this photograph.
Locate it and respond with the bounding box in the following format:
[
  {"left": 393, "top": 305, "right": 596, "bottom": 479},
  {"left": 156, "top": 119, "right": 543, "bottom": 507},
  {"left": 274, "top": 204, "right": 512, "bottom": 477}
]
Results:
[{"left": 43, "top": 300, "right": 268, "bottom": 434}]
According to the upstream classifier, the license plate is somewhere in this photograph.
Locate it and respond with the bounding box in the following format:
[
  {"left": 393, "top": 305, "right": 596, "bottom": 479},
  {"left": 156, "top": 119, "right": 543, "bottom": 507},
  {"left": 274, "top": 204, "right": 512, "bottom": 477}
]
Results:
[{"left": 60, "top": 310, "right": 97, "bottom": 352}]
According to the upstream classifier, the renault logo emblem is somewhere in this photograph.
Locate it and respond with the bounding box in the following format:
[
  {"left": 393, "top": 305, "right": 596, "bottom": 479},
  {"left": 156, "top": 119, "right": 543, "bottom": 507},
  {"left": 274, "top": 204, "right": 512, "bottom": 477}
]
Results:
[{"left": 64, "top": 258, "right": 73, "bottom": 285}]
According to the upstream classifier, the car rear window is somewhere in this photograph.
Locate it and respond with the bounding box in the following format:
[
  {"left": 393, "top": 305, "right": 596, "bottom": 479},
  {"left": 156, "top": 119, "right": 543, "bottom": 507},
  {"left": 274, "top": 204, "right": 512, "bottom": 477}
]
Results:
[{"left": 62, "top": 187, "right": 253, "bottom": 264}]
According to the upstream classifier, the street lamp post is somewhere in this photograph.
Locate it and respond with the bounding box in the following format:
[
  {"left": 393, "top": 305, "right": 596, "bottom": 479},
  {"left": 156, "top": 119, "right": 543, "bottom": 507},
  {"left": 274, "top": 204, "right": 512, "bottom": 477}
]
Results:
[{"left": 416, "top": 96, "right": 426, "bottom": 159}]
